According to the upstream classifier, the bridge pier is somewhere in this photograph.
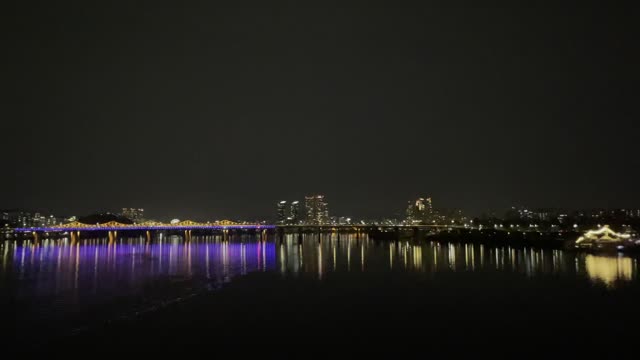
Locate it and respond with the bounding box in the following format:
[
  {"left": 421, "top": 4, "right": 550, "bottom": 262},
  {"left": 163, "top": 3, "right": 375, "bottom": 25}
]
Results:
[
  {"left": 146, "top": 230, "right": 151, "bottom": 243},
  {"left": 71, "top": 231, "right": 80, "bottom": 245},
  {"left": 108, "top": 231, "right": 117, "bottom": 245}
]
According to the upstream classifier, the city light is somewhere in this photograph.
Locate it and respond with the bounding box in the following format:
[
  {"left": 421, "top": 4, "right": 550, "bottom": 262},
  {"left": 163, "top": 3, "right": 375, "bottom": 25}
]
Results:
[{"left": 15, "top": 220, "right": 275, "bottom": 233}]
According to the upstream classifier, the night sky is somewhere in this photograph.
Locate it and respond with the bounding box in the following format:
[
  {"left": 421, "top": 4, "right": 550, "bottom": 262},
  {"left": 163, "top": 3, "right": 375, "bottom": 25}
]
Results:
[{"left": 2, "top": 1, "right": 638, "bottom": 221}]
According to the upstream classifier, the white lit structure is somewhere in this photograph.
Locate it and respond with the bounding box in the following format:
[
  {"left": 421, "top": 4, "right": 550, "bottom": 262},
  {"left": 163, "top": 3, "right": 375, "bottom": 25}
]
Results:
[
  {"left": 575, "top": 225, "right": 638, "bottom": 250},
  {"left": 277, "top": 201, "right": 288, "bottom": 224}
]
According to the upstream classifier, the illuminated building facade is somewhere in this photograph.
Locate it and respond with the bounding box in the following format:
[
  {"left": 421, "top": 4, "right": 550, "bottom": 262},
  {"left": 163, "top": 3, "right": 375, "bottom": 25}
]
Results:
[
  {"left": 277, "top": 201, "right": 288, "bottom": 224},
  {"left": 305, "top": 195, "right": 329, "bottom": 225},
  {"left": 0, "top": 210, "right": 62, "bottom": 228},
  {"left": 405, "top": 197, "right": 434, "bottom": 224},
  {"left": 290, "top": 201, "right": 300, "bottom": 224},
  {"left": 276, "top": 200, "right": 302, "bottom": 224}
]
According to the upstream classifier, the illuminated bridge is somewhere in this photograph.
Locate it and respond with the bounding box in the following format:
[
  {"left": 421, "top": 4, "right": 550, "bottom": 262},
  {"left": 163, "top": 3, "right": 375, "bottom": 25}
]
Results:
[
  {"left": 15, "top": 220, "right": 275, "bottom": 242},
  {"left": 14, "top": 220, "right": 468, "bottom": 243},
  {"left": 16, "top": 220, "right": 273, "bottom": 232}
]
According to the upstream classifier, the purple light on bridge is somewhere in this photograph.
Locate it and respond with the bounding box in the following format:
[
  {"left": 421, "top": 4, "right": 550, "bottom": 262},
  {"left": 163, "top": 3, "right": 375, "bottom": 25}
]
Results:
[{"left": 15, "top": 225, "right": 277, "bottom": 232}]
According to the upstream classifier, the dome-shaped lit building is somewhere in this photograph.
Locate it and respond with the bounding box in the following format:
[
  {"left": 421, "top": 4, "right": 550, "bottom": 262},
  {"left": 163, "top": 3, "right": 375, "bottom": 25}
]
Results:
[{"left": 575, "top": 225, "right": 638, "bottom": 252}]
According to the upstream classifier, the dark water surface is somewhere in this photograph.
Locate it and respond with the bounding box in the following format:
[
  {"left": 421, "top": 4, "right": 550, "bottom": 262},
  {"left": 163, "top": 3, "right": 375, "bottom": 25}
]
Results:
[{"left": 4, "top": 234, "right": 640, "bottom": 350}]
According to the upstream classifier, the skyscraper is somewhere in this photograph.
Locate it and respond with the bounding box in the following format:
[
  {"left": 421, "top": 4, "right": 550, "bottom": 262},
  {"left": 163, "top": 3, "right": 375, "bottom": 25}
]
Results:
[
  {"left": 305, "top": 195, "right": 329, "bottom": 225},
  {"left": 415, "top": 197, "right": 433, "bottom": 214},
  {"left": 405, "top": 201, "right": 415, "bottom": 223},
  {"left": 290, "top": 201, "right": 300, "bottom": 224},
  {"left": 404, "top": 197, "right": 434, "bottom": 224},
  {"left": 277, "top": 201, "right": 288, "bottom": 224}
]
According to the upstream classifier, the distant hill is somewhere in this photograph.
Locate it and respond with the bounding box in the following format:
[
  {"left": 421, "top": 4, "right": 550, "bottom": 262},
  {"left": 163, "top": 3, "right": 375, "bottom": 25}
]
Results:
[{"left": 77, "top": 213, "right": 133, "bottom": 225}]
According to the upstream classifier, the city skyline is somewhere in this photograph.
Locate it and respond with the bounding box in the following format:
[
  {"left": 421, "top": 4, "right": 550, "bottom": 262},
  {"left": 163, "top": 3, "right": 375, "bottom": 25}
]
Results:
[
  {"left": 5, "top": 197, "right": 640, "bottom": 228},
  {"left": 3, "top": 2, "right": 640, "bottom": 350},
  {"left": 3, "top": 190, "right": 640, "bottom": 223}
]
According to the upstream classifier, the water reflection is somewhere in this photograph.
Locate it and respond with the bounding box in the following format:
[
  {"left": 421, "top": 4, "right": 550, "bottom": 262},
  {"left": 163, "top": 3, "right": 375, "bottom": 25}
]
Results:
[
  {"left": 274, "top": 234, "right": 640, "bottom": 287},
  {"left": 583, "top": 255, "right": 634, "bottom": 286},
  {"left": 2, "top": 236, "right": 275, "bottom": 304},
  {"left": 3, "top": 234, "right": 640, "bottom": 337},
  {"left": 4, "top": 236, "right": 640, "bottom": 299}
]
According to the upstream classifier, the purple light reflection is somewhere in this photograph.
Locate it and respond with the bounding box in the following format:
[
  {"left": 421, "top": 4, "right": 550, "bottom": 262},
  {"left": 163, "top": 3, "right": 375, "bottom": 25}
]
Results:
[{"left": 5, "top": 237, "right": 276, "bottom": 336}]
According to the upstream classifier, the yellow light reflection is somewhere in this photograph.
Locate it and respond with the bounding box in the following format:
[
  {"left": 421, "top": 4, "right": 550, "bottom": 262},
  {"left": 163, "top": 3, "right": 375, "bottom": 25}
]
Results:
[
  {"left": 361, "top": 241, "right": 365, "bottom": 271},
  {"left": 413, "top": 245, "right": 422, "bottom": 270},
  {"left": 318, "top": 242, "right": 323, "bottom": 280},
  {"left": 585, "top": 255, "right": 633, "bottom": 286},
  {"left": 333, "top": 242, "right": 336, "bottom": 271}
]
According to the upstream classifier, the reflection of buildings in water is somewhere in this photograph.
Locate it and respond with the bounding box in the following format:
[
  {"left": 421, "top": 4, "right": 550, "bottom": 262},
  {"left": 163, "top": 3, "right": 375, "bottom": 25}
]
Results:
[
  {"left": 584, "top": 255, "right": 634, "bottom": 286},
  {"left": 276, "top": 234, "right": 305, "bottom": 275},
  {"left": 360, "top": 239, "right": 365, "bottom": 271},
  {"left": 318, "top": 241, "right": 322, "bottom": 279},
  {"left": 279, "top": 242, "right": 285, "bottom": 274},
  {"left": 403, "top": 242, "right": 408, "bottom": 268},
  {"left": 333, "top": 241, "right": 337, "bottom": 271},
  {"left": 15, "top": 236, "right": 637, "bottom": 295},
  {"left": 413, "top": 245, "right": 422, "bottom": 270},
  {"left": 448, "top": 243, "right": 456, "bottom": 270},
  {"left": 299, "top": 243, "right": 303, "bottom": 269},
  {"left": 432, "top": 243, "right": 437, "bottom": 270}
]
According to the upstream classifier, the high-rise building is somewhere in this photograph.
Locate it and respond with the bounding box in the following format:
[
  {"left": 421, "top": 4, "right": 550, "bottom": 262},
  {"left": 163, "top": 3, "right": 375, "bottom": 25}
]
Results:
[
  {"left": 33, "top": 212, "right": 46, "bottom": 227},
  {"left": 0, "top": 210, "right": 65, "bottom": 228},
  {"left": 276, "top": 200, "right": 302, "bottom": 224},
  {"left": 405, "top": 201, "right": 415, "bottom": 223},
  {"left": 46, "top": 215, "right": 58, "bottom": 226},
  {"left": 17, "top": 212, "right": 34, "bottom": 227},
  {"left": 404, "top": 197, "right": 434, "bottom": 224},
  {"left": 290, "top": 201, "right": 300, "bottom": 224},
  {"left": 415, "top": 197, "right": 433, "bottom": 214},
  {"left": 305, "top": 195, "right": 329, "bottom": 225},
  {"left": 122, "top": 208, "right": 144, "bottom": 223},
  {"left": 277, "top": 201, "right": 288, "bottom": 224}
]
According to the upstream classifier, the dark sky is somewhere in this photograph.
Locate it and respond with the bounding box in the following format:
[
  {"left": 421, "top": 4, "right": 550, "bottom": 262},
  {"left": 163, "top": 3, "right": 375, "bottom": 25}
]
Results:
[{"left": 2, "top": 1, "right": 638, "bottom": 221}]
